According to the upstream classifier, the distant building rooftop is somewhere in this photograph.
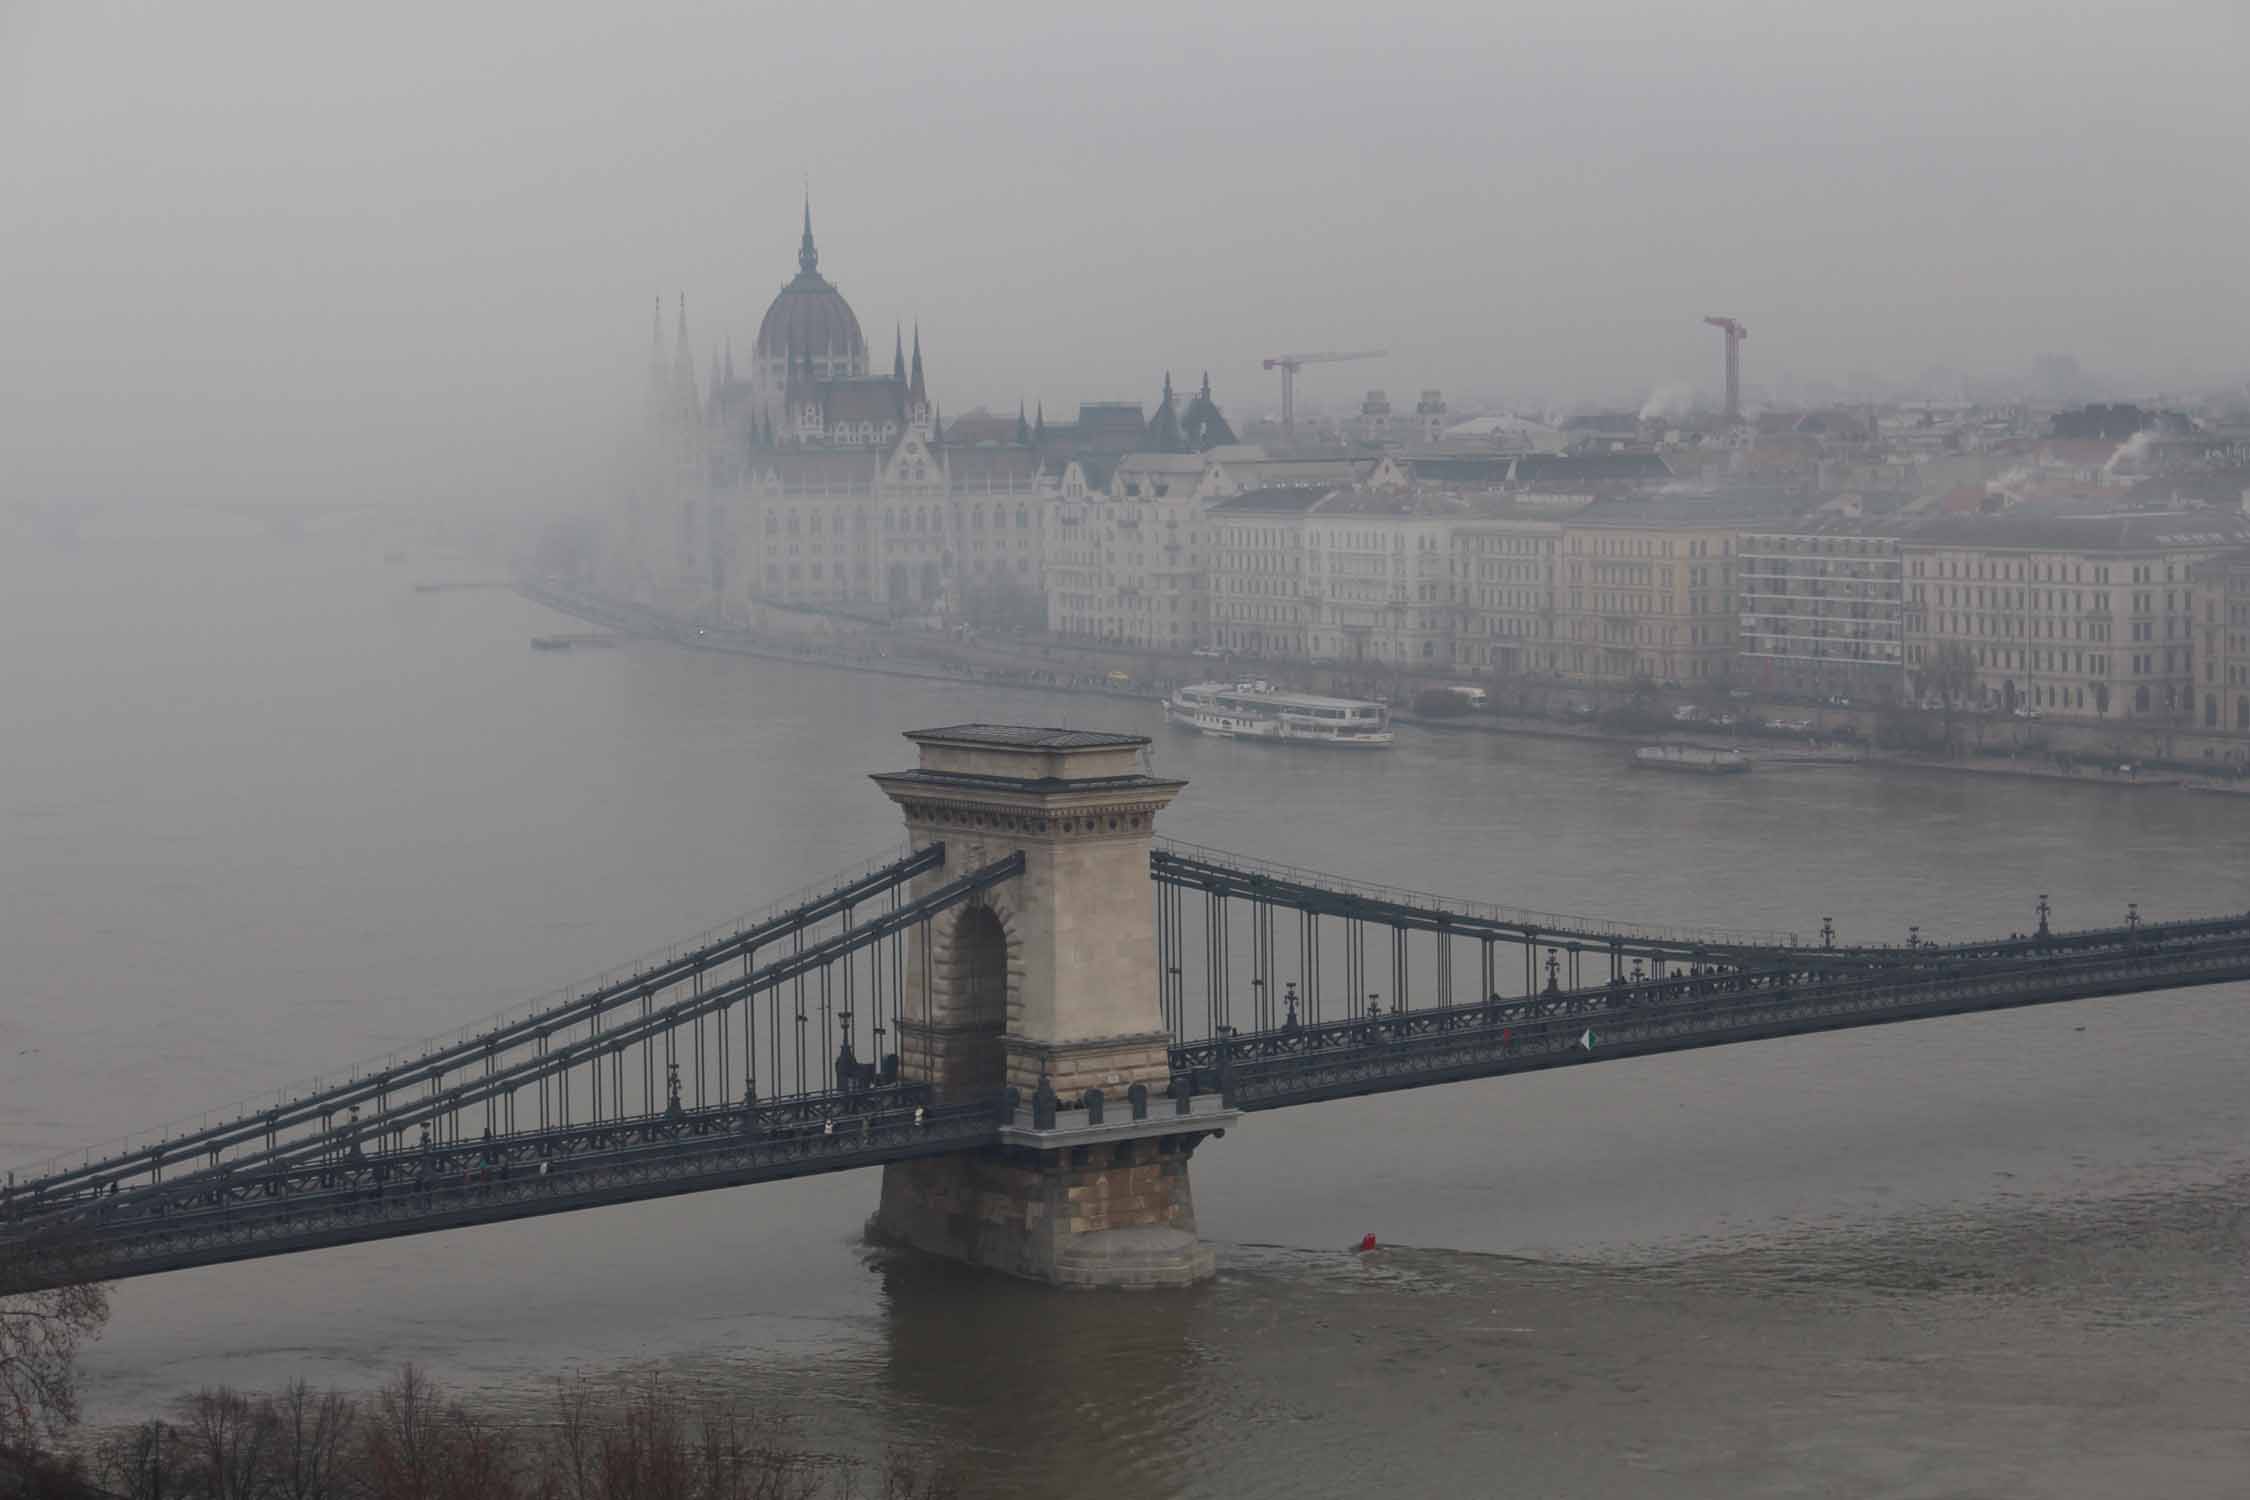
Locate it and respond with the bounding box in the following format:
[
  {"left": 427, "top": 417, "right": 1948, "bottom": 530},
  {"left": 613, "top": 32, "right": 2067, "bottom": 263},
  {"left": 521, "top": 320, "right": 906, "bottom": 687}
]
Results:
[
  {"left": 1208, "top": 486, "right": 1334, "bottom": 514},
  {"left": 1312, "top": 488, "right": 1466, "bottom": 518},
  {"left": 1908, "top": 509, "right": 2250, "bottom": 553}
]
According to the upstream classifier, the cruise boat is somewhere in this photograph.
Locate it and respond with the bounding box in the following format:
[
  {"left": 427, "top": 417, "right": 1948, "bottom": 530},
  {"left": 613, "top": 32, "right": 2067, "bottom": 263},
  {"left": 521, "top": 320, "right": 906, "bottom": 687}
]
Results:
[
  {"left": 1632, "top": 744, "right": 1749, "bottom": 774},
  {"left": 1164, "top": 681, "right": 1394, "bottom": 749}
]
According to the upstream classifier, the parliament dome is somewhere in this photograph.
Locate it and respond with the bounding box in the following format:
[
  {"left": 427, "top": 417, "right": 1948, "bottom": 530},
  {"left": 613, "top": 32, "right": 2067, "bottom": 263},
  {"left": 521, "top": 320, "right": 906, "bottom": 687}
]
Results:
[{"left": 753, "top": 203, "right": 867, "bottom": 383}]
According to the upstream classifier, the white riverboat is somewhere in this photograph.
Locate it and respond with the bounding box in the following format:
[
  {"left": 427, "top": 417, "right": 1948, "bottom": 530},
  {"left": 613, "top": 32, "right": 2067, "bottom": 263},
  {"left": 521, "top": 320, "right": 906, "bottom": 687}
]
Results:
[
  {"left": 1164, "top": 681, "right": 1394, "bottom": 748},
  {"left": 1632, "top": 743, "right": 1749, "bottom": 774}
]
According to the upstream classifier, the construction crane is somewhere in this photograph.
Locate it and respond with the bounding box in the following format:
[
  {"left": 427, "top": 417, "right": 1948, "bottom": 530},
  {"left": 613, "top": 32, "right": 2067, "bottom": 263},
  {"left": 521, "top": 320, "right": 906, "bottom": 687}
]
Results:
[
  {"left": 1262, "top": 350, "right": 1386, "bottom": 438},
  {"left": 1703, "top": 317, "right": 1748, "bottom": 423}
]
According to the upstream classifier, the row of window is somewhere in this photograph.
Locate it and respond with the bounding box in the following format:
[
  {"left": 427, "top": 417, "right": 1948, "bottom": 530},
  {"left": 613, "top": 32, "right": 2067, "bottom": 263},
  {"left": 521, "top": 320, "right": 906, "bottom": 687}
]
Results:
[{"left": 762, "top": 504, "right": 1037, "bottom": 536}]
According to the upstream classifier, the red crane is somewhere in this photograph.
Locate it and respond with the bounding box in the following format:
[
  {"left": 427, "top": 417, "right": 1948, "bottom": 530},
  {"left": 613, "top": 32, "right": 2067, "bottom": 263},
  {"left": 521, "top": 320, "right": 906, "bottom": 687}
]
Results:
[{"left": 1703, "top": 317, "right": 1747, "bottom": 423}]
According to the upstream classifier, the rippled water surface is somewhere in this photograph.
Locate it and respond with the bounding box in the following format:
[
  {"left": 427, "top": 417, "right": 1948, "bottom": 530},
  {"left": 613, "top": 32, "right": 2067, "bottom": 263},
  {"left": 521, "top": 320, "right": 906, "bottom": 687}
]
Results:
[{"left": 5, "top": 514, "right": 2248, "bottom": 1496}]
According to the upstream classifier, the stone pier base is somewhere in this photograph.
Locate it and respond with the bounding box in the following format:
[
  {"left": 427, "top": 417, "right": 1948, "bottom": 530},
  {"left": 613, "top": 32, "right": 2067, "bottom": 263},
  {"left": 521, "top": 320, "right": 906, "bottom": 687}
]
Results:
[{"left": 871, "top": 1136, "right": 1216, "bottom": 1288}]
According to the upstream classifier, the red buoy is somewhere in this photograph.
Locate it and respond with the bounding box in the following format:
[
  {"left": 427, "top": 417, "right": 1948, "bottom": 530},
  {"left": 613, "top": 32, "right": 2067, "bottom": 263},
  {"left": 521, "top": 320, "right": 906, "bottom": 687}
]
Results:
[{"left": 1357, "top": 1232, "right": 1378, "bottom": 1252}]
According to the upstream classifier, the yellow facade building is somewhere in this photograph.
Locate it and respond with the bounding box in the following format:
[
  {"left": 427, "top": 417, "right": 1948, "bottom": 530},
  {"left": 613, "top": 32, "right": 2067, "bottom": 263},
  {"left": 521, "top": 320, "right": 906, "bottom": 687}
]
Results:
[{"left": 1554, "top": 510, "right": 1744, "bottom": 685}]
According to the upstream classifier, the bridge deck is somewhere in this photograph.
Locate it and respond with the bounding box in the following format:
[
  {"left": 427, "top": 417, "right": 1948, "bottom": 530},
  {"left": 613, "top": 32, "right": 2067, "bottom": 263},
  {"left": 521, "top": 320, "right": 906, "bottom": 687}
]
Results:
[
  {"left": 2, "top": 1090, "right": 1002, "bottom": 1290},
  {"left": 1179, "top": 936, "right": 2250, "bottom": 1110}
]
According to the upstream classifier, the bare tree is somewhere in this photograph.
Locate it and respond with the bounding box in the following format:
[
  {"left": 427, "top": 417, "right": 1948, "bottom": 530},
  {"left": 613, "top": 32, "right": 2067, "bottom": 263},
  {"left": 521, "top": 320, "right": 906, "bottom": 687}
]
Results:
[
  {"left": 92, "top": 1421, "right": 168, "bottom": 1500},
  {"left": 362, "top": 1363, "right": 451, "bottom": 1500},
  {"left": 0, "top": 1250, "right": 110, "bottom": 1448},
  {"left": 267, "top": 1379, "right": 359, "bottom": 1500},
  {"left": 592, "top": 1377, "right": 695, "bottom": 1500},
  {"left": 1920, "top": 642, "right": 1980, "bottom": 754},
  {"left": 178, "top": 1387, "right": 272, "bottom": 1500},
  {"left": 539, "top": 1378, "right": 602, "bottom": 1500},
  {"left": 91, "top": 1361, "right": 960, "bottom": 1500}
]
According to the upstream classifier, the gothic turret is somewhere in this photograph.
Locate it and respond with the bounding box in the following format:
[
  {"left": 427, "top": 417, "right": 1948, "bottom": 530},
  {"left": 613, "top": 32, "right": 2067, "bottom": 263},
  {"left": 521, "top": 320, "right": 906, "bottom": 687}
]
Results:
[
  {"left": 644, "top": 295, "right": 668, "bottom": 433},
  {"left": 1148, "top": 371, "right": 1186, "bottom": 453},
  {"left": 672, "top": 293, "right": 701, "bottom": 428},
  {"left": 907, "top": 324, "right": 932, "bottom": 437},
  {"left": 1181, "top": 371, "right": 1237, "bottom": 451}
]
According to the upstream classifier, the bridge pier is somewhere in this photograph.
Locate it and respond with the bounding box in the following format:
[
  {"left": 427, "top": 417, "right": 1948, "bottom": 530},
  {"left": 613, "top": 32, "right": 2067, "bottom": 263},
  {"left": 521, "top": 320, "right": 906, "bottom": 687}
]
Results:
[
  {"left": 873, "top": 1124, "right": 1218, "bottom": 1288},
  {"left": 868, "top": 725, "right": 1225, "bottom": 1287}
]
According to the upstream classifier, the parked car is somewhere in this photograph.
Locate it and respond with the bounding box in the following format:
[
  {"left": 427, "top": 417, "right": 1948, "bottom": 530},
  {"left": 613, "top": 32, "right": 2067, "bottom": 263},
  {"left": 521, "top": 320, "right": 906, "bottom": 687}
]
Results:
[
  {"left": 1191, "top": 647, "right": 1225, "bottom": 659},
  {"left": 1672, "top": 705, "right": 1703, "bottom": 722}
]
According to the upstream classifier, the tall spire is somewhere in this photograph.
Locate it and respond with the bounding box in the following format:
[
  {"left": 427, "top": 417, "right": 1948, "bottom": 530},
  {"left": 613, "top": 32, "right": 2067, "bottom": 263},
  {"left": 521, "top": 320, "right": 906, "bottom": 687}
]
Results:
[
  {"left": 1150, "top": 370, "right": 1186, "bottom": 452},
  {"left": 908, "top": 323, "right": 926, "bottom": 407},
  {"left": 893, "top": 324, "right": 906, "bottom": 382},
  {"left": 646, "top": 295, "right": 669, "bottom": 432},
  {"left": 798, "top": 193, "right": 819, "bottom": 278},
  {"left": 673, "top": 292, "right": 699, "bottom": 422},
  {"left": 1183, "top": 369, "right": 1235, "bottom": 451},
  {"left": 1034, "top": 401, "right": 1046, "bottom": 445},
  {"left": 1015, "top": 400, "right": 1032, "bottom": 447}
]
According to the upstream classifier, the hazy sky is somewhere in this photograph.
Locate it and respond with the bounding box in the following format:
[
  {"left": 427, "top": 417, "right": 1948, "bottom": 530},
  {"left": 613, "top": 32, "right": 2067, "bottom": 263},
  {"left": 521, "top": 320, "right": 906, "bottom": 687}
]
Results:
[{"left": 4, "top": 0, "right": 2245, "bottom": 510}]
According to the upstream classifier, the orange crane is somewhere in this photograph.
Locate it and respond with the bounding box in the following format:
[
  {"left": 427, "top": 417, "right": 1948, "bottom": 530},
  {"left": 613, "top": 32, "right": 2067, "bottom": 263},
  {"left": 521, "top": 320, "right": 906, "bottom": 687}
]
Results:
[
  {"left": 1262, "top": 349, "right": 1386, "bottom": 438},
  {"left": 1703, "top": 317, "right": 1747, "bottom": 422}
]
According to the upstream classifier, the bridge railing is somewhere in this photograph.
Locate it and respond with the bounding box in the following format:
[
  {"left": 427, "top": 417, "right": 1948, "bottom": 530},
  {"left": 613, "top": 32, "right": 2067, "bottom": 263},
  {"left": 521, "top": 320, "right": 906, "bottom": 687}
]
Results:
[
  {"left": 1898, "top": 910, "right": 2250, "bottom": 963},
  {"left": 1179, "top": 932, "right": 2250, "bottom": 1109},
  {"left": 1, "top": 1087, "right": 1013, "bottom": 1292}
]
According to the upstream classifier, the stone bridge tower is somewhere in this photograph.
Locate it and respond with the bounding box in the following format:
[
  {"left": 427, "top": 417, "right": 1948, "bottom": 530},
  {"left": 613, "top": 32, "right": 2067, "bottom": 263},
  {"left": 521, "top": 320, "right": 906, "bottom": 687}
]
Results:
[{"left": 868, "top": 725, "right": 1228, "bottom": 1287}]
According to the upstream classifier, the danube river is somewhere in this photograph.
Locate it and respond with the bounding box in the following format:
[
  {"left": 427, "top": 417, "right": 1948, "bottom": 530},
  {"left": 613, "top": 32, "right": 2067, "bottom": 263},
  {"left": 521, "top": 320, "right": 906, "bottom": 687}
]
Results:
[{"left": 6, "top": 512, "right": 2248, "bottom": 1495}]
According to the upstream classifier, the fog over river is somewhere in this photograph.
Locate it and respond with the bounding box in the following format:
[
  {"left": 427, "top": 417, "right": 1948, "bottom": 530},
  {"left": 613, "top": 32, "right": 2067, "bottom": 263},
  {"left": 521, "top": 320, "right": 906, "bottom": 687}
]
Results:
[{"left": 5, "top": 514, "right": 2247, "bottom": 1496}]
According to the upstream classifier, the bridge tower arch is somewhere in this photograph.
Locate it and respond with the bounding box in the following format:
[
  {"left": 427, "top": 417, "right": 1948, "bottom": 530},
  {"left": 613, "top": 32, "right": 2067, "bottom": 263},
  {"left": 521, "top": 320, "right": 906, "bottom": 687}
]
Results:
[
  {"left": 913, "top": 897, "right": 1018, "bottom": 1098},
  {"left": 870, "top": 724, "right": 1221, "bottom": 1286}
]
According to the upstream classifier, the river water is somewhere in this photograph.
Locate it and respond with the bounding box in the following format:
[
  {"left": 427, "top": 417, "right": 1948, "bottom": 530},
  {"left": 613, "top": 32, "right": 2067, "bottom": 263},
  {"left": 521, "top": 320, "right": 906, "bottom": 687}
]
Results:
[{"left": 5, "top": 512, "right": 2248, "bottom": 1496}]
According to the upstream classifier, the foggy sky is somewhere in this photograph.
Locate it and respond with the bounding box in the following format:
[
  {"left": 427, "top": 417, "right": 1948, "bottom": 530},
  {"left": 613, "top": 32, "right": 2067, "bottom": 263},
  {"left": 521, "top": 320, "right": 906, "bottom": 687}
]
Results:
[{"left": 3, "top": 0, "right": 2245, "bottom": 512}]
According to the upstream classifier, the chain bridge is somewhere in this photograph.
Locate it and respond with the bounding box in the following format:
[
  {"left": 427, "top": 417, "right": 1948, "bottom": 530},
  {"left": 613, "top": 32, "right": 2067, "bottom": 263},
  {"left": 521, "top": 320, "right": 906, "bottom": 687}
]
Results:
[{"left": 7, "top": 724, "right": 2248, "bottom": 1291}]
